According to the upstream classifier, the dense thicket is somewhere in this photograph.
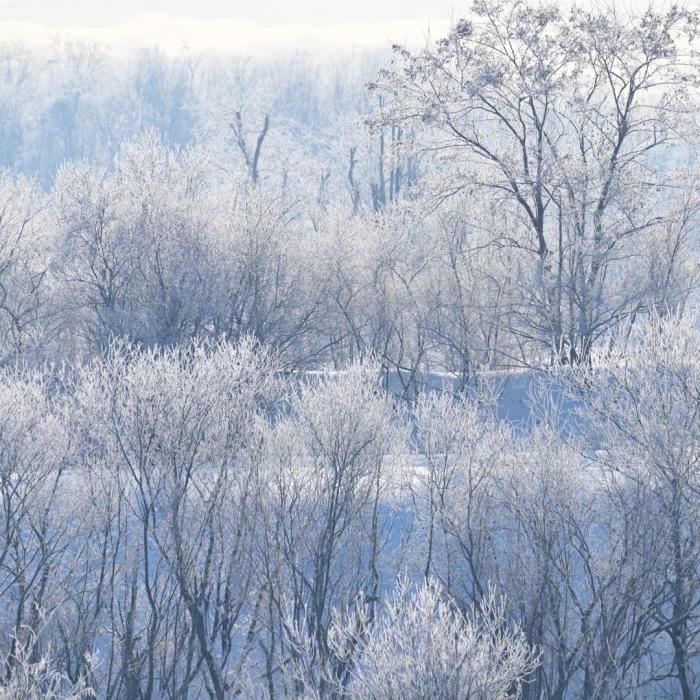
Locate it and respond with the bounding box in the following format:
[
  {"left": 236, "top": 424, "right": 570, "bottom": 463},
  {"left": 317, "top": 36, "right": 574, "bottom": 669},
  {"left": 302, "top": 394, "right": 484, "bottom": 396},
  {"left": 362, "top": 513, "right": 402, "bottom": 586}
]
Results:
[
  {"left": 0, "top": 1, "right": 699, "bottom": 698},
  {"left": 0, "top": 316, "right": 699, "bottom": 698}
]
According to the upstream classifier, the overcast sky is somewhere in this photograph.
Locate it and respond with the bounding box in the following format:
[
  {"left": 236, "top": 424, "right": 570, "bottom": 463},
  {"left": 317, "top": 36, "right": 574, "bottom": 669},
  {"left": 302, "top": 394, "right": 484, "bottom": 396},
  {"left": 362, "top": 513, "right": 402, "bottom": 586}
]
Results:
[
  {"left": 0, "top": 1, "right": 695, "bottom": 57},
  {"left": 0, "top": 1, "right": 463, "bottom": 55}
]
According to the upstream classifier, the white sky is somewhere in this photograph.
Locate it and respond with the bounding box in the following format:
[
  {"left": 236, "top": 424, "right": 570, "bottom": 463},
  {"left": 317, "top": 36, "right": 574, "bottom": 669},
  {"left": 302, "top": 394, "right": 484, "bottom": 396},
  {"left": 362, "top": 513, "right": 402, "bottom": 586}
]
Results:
[
  {"left": 0, "top": 1, "right": 462, "bottom": 56},
  {"left": 0, "top": 1, "right": 695, "bottom": 57}
]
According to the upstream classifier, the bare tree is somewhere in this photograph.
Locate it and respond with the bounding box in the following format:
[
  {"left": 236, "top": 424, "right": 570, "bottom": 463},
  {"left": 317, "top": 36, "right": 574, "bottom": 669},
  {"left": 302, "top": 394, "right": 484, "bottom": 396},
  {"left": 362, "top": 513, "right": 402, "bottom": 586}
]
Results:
[{"left": 369, "top": 0, "right": 700, "bottom": 364}]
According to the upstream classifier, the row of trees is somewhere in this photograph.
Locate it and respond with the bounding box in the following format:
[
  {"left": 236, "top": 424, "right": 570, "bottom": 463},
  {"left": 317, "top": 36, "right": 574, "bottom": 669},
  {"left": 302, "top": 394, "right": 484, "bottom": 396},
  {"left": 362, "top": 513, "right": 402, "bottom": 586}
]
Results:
[
  {"left": 0, "top": 2, "right": 696, "bottom": 384},
  {"left": 0, "top": 314, "right": 698, "bottom": 698},
  {"left": 0, "top": 128, "right": 692, "bottom": 391},
  {"left": 0, "top": 38, "right": 398, "bottom": 200}
]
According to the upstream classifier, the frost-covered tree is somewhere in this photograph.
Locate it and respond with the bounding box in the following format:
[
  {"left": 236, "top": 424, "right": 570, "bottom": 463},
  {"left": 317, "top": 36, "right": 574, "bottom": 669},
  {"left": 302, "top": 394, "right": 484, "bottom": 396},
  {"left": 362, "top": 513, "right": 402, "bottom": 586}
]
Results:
[
  {"left": 370, "top": 0, "right": 700, "bottom": 364},
  {"left": 287, "top": 579, "right": 539, "bottom": 699},
  {"left": 256, "top": 360, "right": 405, "bottom": 696},
  {"left": 0, "top": 175, "right": 50, "bottom": 365},
  {"left": 559, "top": 313, "right": 700, "bottom": 699},
  {"left": 73, "top": 337, "right": 279, "bottom": 698}
]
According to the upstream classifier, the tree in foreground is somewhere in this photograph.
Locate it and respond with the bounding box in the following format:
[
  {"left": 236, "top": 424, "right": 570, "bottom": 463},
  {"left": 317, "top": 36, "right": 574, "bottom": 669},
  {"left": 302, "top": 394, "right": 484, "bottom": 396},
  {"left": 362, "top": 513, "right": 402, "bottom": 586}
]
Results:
[{"left": 283, "top": 579, "right": 538, "bottom": 699}]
